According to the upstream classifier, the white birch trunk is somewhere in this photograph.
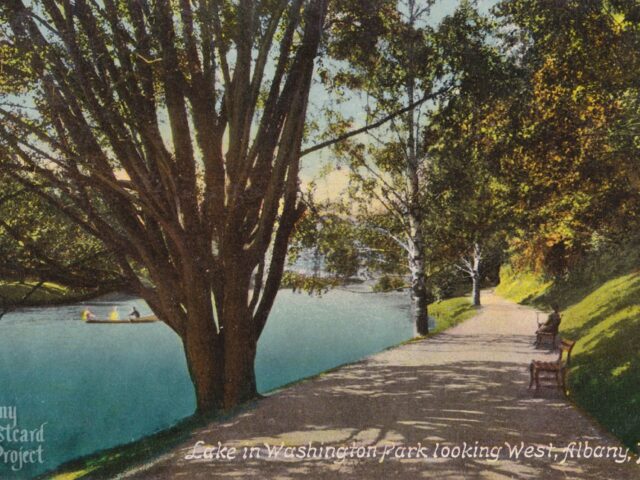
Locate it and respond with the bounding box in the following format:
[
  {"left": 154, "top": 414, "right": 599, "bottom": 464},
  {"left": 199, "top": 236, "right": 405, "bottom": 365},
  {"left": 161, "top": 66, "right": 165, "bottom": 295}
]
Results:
[{"left": 471, "top": 242, "right": 482, "bottom": 306}]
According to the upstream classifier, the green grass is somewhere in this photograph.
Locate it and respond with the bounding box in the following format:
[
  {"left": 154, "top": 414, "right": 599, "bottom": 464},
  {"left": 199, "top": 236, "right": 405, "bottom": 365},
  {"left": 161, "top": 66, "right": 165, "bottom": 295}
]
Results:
[
  {"left": 494, "top": 265, "right": 553, "bottom": 304},
  {"left": 561, "top": 273, "right": 640, "bottom": 451},
  {"left": 40, "top": 410, "right": 235, "bottom": 480},
  {"left": 496, "top": 260, "right": 640, "bottom": 450},
  {"left": 429, "top": 296, "right": 479, "bottom": 334},
  {"left": 0, "top": 281, "right": 74, "bottom": 305}
]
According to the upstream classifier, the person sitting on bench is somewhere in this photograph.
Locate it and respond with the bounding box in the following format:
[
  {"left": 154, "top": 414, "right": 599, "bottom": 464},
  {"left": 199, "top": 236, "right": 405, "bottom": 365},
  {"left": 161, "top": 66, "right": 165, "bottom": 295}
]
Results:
[{"left": 537, "top": 304, "right": 561, "bottom": 334}]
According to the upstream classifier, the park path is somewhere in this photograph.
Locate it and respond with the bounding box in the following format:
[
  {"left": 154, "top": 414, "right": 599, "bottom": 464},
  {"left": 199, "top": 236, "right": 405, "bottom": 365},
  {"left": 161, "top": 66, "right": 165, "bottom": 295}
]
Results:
[{"left": 120, "top": 291, "right": 638, "bottom": 479}]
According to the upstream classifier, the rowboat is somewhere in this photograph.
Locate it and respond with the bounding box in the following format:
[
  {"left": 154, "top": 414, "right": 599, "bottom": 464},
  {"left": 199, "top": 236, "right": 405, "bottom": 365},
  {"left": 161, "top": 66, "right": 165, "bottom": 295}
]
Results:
[{"left": 85, "top": 315, "right": 158, "bottom": 324}]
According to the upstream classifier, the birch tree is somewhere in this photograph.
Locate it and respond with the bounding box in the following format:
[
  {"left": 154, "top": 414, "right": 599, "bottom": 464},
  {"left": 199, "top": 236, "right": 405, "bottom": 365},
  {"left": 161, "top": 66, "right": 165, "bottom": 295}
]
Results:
[{"left": 326, "top": 0, "right": 498, "bottom": 333}]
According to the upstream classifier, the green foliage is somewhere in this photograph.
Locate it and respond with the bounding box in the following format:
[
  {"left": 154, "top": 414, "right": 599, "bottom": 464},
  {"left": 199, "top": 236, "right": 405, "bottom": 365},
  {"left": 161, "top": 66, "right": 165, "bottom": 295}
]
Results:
[
  {"left": 288, "top": 197, "right": 410, "bottom": 286},
  {"left": 491, "top": 0, "right": 640, "bottom": 273},
  {"left": 561, "top": 273, "right": 640, "bottom": 450},
  {"left": 288, "top": 202, "right": 362, "bottom": 280},
  {"left": 316, "top": 1, "right": 509, "bottom": 307},
  {"left": 0, "top": 177, "right": 123, "bottom": 294},
  {"left": 499, "top": 233, "right": 640, "bottom": 308},
  {"left": 324, "top": 0, "right": 396, "bottom": 69},
  {"left": 425, "top": 83, "right": 512, "bottom": 288},
  {"left": 325, "top": 0, "right": 440, "bottom": 103},
  {"left": 280, "top": 272, "right": 340, "bottom": 296},
  {"left": 494, "top": 265, "right": 552, "bottom": 304},
  {"left": 372, "top": 275, "right": 406, "bottom": 292}
]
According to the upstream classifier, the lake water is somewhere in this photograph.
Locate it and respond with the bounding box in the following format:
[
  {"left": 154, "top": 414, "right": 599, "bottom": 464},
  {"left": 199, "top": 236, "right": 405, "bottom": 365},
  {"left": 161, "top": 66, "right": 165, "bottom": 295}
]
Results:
[{"left": 0, "top": 288, "right": 411, "bottom": 478}]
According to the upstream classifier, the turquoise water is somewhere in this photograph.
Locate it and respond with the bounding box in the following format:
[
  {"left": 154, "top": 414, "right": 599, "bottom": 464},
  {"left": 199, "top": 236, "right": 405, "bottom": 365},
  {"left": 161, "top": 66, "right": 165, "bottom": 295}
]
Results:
[{"left": 0, "top": 289, "right": 411, "bottom": 478}]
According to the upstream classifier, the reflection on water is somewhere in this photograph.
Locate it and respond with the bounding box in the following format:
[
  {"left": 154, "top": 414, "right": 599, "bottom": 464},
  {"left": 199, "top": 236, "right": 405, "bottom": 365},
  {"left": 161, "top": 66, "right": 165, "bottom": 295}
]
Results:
[{"left": 0, "top": 289, "right": 410, "bottom": 477}]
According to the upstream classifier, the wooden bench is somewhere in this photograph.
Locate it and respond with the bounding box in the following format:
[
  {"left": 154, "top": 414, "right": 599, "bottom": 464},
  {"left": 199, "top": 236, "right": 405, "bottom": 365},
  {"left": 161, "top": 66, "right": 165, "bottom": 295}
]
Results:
[
  {"left": 529, "top": 339, "right": 576, "bottom": 390},
  {"left": 535, "top": 328, "right": 559, "bottom": 349}
]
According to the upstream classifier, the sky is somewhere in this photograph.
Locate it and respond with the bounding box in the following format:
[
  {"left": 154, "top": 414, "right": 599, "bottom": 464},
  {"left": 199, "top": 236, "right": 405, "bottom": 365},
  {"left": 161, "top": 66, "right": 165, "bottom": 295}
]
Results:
[{"left": 300, "top": 0, "right": 500, "bottom": 201}]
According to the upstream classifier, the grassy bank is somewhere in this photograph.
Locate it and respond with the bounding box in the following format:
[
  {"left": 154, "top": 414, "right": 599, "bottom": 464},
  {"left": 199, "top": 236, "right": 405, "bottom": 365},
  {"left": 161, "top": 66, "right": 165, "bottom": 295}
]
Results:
[
  {"left": 429, "top": 296, "right": 478, "bottom": 334},
  {"left": 0, "top": 282, "right": 74, "bottom": 305},
  {"left": 0, "top": 281, "right": 102, "bottom": 308},
  {"left": 496, "top": 258, "right": 640, "bottom": 450},
  {"left": 42, "top": 413, "right": 219, "bottom": 480}
]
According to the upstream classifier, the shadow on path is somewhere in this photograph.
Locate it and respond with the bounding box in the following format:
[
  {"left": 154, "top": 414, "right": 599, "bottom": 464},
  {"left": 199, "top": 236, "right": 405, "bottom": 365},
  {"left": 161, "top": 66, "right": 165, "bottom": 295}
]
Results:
[{"left": 122, "top": 293, "right": 638, "bottom": 479}]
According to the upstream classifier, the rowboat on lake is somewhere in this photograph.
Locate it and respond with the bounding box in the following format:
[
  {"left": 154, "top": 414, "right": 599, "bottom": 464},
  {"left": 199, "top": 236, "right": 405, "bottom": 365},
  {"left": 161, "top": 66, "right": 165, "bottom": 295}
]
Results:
[{"left": 84, "top": 315, "right": 158, "bottom": 324}]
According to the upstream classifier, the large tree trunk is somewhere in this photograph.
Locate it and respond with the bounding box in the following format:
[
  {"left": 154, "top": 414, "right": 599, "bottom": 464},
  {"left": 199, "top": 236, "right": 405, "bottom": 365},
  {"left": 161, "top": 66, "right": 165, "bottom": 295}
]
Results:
[
  {"left": 223, "top": 333, "right": 258, "bottom": 409},
  {"left": 184, "top": 329, "right": 225, "bottom": 414},
  {"left": 174, "top": 261, "right": 226, "bottom": 415},
  {"left": 161, "top": 266, "right": 259, "bottom": 415},
  {"left": 221, "top": 264, "right": 259, "bottom": 409}
]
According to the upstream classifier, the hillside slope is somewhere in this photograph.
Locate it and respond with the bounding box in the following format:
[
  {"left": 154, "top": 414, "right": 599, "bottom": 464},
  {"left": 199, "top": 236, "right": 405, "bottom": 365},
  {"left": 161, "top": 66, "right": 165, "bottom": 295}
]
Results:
[{"left": 496, "top": 254, "right": 640, "bottom": 450}]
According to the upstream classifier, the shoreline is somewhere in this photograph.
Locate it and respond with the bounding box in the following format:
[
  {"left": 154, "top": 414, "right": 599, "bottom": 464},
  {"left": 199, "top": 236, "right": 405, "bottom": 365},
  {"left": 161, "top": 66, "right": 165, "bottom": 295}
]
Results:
[
  {"left": 40, "top": 294, "right": 476, "bottom": 479},
  {"left": 43, "top": 292, "right": 638, "bottom": 479},
  {"left": 1, "top": 287, "right": 126, "bottom": 311},
  {"left": 8, "top": 275, "right": 398, "bottom": 311}
]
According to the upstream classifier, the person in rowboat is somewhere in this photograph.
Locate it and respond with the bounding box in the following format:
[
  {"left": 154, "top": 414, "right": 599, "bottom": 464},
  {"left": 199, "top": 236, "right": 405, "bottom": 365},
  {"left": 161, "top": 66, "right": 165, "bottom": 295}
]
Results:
[
  {"left": 81, "top": 308, "right": 96, "bottom": 321},
  {"left": 129, "top": 306, "right": 141, "bottom": 320},
  {"left": 109, "top": 307, "right": 120, "bottom": 321}
]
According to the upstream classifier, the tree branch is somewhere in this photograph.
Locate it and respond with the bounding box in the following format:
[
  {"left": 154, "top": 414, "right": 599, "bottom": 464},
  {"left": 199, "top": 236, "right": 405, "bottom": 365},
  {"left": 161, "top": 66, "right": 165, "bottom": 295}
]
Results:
[{"left": 301, "top": 84, "right": 453, "bottom": 157}]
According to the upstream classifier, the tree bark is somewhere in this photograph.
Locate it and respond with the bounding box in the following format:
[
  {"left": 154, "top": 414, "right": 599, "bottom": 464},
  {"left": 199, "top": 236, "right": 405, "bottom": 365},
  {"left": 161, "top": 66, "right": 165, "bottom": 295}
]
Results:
[
  {"left": 471, "top": 242, "right": 482, "bottom": 307},
  {"left": 184, "top": 328, "right": 225, "bottom": 414},
  {"left": 221, "top": 263, "right": 259, "bottom": 409},
  {"left": 471, "top": 272, "right": 481, "bottom": 307},
  {"left": 404, "top": 8, "right": 429, "bottom": 336},
  {"left": 408, "top": 234, "right": 430, "bottom": 335},
  {"left": 170, "top": 260, "right": 225, "bottom": 414}
]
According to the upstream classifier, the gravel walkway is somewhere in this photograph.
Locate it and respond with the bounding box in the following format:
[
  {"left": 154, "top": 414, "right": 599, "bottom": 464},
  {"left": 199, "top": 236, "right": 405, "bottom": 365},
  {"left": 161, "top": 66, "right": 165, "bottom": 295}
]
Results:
[{"left": 121, "top": 291, "right": 639, "bottom": 479}]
